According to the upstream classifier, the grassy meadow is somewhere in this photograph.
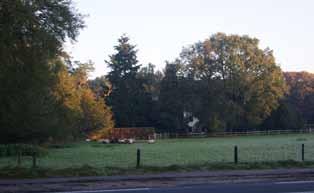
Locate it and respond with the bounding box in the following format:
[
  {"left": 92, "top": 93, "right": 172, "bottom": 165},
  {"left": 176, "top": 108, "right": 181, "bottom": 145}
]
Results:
[{"left": 1, "top": 134, "right": 314, "bottom": 171}]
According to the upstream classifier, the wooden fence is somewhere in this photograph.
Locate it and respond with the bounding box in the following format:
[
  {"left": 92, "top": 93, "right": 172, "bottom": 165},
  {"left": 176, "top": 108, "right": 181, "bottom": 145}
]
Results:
[{"left": 156, "top": 127, "right": 314, "bottom": 139}]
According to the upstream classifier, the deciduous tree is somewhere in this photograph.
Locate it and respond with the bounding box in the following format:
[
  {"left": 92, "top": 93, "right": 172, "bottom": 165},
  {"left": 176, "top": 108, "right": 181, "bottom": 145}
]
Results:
[
  {"left": 179, "top": 33, "right": 287, "bottom": 130},
  {"left": 0, "top": 0, "right": 84, "bottom": 143}
]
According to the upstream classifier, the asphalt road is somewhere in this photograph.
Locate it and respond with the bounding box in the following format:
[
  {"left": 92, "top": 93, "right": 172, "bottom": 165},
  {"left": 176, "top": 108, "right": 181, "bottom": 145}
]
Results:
[{"left": 54, "top": 181, "right": 314, "bottom": 193}]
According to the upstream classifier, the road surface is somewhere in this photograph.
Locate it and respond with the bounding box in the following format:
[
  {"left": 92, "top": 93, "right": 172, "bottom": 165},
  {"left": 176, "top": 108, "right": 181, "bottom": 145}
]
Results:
[{"left": 54, "top": 180, "right": 314, "bottom": 193}]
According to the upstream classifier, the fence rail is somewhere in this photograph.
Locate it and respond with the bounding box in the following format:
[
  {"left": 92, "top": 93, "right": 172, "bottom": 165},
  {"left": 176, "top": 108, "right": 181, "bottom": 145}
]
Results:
[{"left": 156, "top": 128, "right": 314, "bottom": 139}]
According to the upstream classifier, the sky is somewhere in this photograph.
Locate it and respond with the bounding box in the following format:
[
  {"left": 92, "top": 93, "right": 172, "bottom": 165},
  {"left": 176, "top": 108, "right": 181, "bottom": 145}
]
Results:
[{"left": 66, "top": 0, "right": 314, "bottom": 78}]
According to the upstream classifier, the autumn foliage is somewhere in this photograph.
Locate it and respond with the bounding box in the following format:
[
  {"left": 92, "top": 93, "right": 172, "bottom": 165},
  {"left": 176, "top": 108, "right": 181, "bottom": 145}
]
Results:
[{"left": 284, "top": 72, "right": 314, "bottom": 124}]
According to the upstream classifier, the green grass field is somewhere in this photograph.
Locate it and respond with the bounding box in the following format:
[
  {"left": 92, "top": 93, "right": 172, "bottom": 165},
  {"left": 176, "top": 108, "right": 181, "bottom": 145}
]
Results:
[{"left": 1, "top": 134, "right": 314, "bottom": 171}]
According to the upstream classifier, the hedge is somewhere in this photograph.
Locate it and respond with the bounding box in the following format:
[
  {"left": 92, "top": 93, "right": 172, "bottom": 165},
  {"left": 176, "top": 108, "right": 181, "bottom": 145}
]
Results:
[{"left": 0, "top": 144, "right": 47, "bottom": 158}]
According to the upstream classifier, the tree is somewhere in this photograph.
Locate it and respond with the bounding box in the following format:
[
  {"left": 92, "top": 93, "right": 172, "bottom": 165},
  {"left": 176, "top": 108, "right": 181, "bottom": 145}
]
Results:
[
  {"left": 0, "top": 0, "right": 84, "bottom": 143},
  {"left": 89, "top": 76, "right": 112, "bottom": 98},
  {"left": 73, "top": 62, "right": 114, "bottom": 134},
  {"left": 50, "top": 58, "right": 82, "bottom": 140},
  {"left": 284, "top": 72, "right": 314, "bottom": 124},
  {"left": 138, "top": 63, "right": 163, "bottom": 101},
  {"left": 179, "top": 33, "right": 287, "bottom": 130},
  {"left": 80, "top": 85, "right": 114, "bottom": 137},
  {"left": 52, "top": 60, "right": 114, "bottom": 140},
  {"left": 137, "top": 63, "right": 164, "bottom": 128},
  {"left": 106, "top": 35, "right": 151, "bottom": 127},
  {"left": 158, "top": 62, "right": 185, "bottom": 133},
  {"left": 261, "top": 100, "right": 304, "bottom": 130}
]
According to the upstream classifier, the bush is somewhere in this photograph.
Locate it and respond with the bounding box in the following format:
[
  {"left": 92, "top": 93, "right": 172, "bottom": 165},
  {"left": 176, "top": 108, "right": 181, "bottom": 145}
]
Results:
[
  {"left": 47, "top": 144, "right": 74, "bottom": 149},
  {"left": 88, "top": 127, "right": 156, "bottom": 140},
  {"left": 0, "top": 144, "right": 47, "bottom": 157},
  {"left": 110, "top": 127, "right": 155, "bottom": 140}
]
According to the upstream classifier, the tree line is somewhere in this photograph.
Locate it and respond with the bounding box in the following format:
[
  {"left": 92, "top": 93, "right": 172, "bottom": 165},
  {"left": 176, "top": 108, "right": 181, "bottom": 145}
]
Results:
[
  {"left": 1, "top": 0, "right": 313, "bottom": 144},
  {"left": 101, "top": 34, "right": 313, "bottom": 134}
]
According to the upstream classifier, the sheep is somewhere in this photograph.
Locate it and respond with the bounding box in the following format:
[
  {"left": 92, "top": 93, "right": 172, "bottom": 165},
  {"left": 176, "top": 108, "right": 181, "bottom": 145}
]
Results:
[{"left": 148, "top": 139, "right": 155, "bottom": 144}]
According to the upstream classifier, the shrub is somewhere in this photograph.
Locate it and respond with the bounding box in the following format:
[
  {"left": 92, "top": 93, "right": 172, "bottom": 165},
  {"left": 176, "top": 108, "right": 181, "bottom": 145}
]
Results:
[
  {"left": 110, "top": 127, "right": 155, "bottom": 140},
  {"left": 88, "top": 127, "right": 155, "bottom": 140},
  {"left": 0, "top": 144, "right": 47, "bottom": 157}
]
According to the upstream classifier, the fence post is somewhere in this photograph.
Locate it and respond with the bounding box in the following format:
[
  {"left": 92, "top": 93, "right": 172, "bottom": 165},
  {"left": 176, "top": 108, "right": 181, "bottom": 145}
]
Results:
[
  {"left": 302, "top": 144, "right": 305, "bottom": 162},
  {"left": 17, "top": 149, "right": 21, "bottom": 167},
  {"left": 234, "top": 146, "right": 238, "bottom": 164},
  {"left": 136, "top": 148, "right": 141, "bottom": 168},
  {"left": 32, "top": 153, "right": 37, "bottom": 168}
]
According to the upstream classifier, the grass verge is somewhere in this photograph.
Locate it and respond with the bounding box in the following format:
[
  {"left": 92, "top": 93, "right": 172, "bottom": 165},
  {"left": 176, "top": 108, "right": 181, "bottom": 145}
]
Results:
[{"left": 1, "top": 160, "right": 314, "bottom": 179}]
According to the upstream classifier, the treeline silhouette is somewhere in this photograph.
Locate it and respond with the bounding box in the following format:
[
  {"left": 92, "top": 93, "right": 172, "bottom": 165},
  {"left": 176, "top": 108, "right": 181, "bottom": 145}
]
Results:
[{"left": 1, "top": 0, "right": 313, "bottom": 144}]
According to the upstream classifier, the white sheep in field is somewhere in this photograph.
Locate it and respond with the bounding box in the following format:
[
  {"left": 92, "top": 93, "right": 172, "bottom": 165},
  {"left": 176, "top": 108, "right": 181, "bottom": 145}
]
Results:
[
  {"left": 148, "top": 139, "right": 155, "bottom": 144},
  {"left": 118, "top": 139, "right": 127, "bottom": 144},
  {"left": 97, "top": 139, "right": 105, "bottom": 143},
  {"left": 102, "top": 139, "right": 110, "bottom": 144}
]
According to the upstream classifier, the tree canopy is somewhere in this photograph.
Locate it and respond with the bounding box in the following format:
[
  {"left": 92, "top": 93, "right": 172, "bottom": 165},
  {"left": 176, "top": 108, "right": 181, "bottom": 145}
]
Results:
[
  {"left": 1, "top": 0, "right": 310, "bottom": 143},
  {"left": 0, "top": 0, "right": 113, "bottom": 144},
  {"left": 178, "top": 33, "right": 287, "bottom": 130},
  {"left": 284, "top": 72, "right": 314, "bottom": 124}
]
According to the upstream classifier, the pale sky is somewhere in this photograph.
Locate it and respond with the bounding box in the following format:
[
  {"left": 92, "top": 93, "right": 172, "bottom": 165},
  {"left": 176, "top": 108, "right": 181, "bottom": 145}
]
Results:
[{"left": 66, "top": 0, "right": 314, "bottom": 78}]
